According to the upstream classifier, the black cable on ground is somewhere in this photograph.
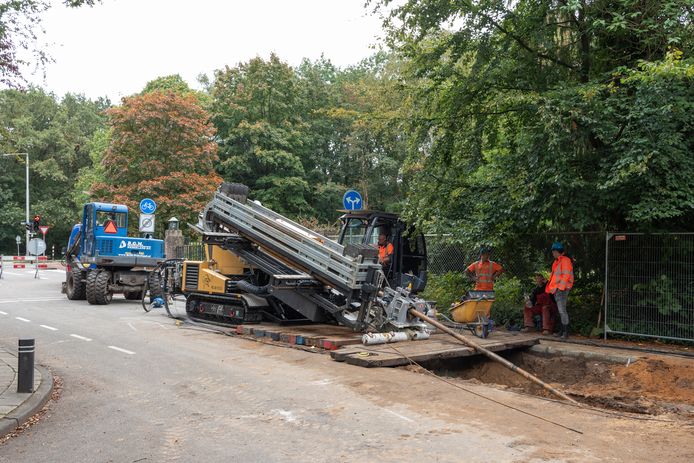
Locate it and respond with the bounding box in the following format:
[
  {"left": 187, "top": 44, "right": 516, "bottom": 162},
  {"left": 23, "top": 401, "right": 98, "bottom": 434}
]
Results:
[
  {"left": 384, "top": 343, "right": 583, "bottom": 434},
  {"left": 387, "top": 343, "right": 687, "bottom": 424}
]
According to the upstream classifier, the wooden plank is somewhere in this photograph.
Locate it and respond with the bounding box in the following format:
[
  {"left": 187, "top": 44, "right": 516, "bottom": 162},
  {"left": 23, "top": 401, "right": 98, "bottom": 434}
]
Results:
[{"left": 330, "top": 333, "right": 541, "bottom": 367}]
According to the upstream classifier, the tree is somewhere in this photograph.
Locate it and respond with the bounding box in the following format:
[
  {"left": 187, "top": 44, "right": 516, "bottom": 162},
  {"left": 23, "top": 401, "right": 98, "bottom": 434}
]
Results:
[
  {"left": 211, "top": 54, "right": 312, "bottom": 215},
  {"left": 371, "top": 0, "right": 694, "bottom": 241},
  {"left": 91, "top": 90, "right": 221, "bottom": 233},
  {"left": 0, "top": 87, "right": 108, "bottom": 254},
  {"left": 0, "top": 1, "right": 98, "bottom": 87}
]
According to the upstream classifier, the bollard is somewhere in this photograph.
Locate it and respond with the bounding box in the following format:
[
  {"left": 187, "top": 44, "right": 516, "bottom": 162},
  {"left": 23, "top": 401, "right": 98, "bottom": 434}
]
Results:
[{"left": 17, "top": 339, "right": 35, "bottom": 393}]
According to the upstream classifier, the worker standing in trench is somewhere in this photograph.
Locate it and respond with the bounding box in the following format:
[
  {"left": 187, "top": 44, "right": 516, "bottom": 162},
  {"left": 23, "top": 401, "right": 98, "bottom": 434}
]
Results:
[{"left": 546, "top": 242, "right": 574, "bottom": 339}]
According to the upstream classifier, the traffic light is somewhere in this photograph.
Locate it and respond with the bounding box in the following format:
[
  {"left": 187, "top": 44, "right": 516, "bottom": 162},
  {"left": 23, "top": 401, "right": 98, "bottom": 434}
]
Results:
[{"left": 32, "top": 215, "right": 41, "bottom": 233}]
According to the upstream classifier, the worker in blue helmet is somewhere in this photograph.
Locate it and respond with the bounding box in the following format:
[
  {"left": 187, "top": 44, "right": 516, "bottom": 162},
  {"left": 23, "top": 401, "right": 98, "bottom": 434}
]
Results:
[{"left": 546, "top": 242, "right": 574, "bottom": 339}]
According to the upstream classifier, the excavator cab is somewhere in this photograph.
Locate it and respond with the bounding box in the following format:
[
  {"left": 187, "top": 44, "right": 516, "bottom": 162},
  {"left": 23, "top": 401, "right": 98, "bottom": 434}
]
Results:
[{"left": 337, "top": 211, "right": 427, "bottom": 293}]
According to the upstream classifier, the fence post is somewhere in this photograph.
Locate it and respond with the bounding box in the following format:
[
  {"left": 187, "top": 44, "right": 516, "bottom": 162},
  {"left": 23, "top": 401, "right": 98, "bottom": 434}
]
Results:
[{"left": 604, "top": 232, "right": 611, "bottom": 340}]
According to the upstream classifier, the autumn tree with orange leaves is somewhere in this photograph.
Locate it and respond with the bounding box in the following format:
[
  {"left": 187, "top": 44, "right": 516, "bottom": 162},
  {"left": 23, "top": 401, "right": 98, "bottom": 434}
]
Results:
[{"left": 92, "top": 90, "right": 221, "bottom": 235}]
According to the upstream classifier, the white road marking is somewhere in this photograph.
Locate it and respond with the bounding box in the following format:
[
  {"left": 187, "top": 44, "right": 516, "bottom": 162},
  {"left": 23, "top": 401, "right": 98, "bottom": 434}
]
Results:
[
  {"left": 70, "top": 334, "right": 92, "bottom": 341},
  {"left": 108, "top": 346, "right": 135, "bottom": 355},
  {"left": 40, "top": 324, "right": 58, "bottom": 331},
  {"left": 15, "top": 317, "right": 31, "bottom": 323},
  {"left": 384, "top": 409, "right": 414, "bottom": 423},
  {"left": 0, "top": 311, "right": 7, "bottom": 315},
  {"left": 127, "top": 322, "right": 137, "bottom": 332},
  {"left": 0, "top": 297, "right": 65, "bottom": 304}
]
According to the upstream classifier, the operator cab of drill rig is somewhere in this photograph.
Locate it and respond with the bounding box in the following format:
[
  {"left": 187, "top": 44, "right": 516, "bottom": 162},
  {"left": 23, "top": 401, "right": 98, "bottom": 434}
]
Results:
[{"left": 337, "top": 211, "right": 427, "bottom": 293}]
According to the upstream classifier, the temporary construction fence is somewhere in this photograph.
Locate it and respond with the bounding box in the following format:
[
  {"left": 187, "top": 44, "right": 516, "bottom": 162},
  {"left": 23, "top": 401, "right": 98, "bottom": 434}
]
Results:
[
  {"left": 604, "top": 233, "right": 694, "bottom": 342},
  {"left": 0, "top": 255, "right": 48, "bottom": 279},
  {"left": 424, "top": 232, "right": 605, "bottom": 285}
]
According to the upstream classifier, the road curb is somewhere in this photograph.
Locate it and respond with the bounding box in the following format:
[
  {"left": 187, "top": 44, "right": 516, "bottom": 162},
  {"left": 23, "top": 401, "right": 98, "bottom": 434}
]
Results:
[{"left": 0, "top": 364, "right": 54, "bottom": 439}]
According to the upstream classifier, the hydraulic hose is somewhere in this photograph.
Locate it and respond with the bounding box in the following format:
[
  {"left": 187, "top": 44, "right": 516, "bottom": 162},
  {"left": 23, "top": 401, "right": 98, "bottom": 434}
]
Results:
[{"left": 235, "top": 279, "right": 271, "bottom": 295}]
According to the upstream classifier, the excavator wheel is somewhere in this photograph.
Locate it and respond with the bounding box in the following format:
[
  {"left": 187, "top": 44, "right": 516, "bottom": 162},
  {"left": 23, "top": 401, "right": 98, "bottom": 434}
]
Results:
[
  {"left": 66, "top": 267, "right": 86, "bottom": 300},
  {"left": 220, "top": 183, "right": 249, "bottom": 203},
  {"left": 86, "top": 270, "right": 113, "bottom": 305}
]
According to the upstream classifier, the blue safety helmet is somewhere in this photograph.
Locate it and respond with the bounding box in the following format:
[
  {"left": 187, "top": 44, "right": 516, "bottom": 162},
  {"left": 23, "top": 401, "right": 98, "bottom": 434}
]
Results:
[
  {"left": 551, "top": 242, "right": 564, "bottom": 252},
  {"left": 479, "top": 245, "right": 493, "bottom": 255}
]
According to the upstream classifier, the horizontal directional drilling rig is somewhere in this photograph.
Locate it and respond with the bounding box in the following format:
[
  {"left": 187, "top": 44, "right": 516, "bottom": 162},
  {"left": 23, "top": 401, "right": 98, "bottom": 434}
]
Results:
[{"left": 178, "top": 183, "right": 430, "bottom": 332}]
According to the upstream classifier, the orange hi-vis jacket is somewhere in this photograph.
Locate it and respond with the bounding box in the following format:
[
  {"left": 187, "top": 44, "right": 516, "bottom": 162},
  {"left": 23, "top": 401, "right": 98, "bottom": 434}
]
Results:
[
  {"left": 379, "top": 242, "right": 394, "bottom": 262},
  {"left": 546, "top": 255, "right": 574, "bottom": 294},
  {"left": 467, "top": 260, "right": 503, "bottom": 291}
]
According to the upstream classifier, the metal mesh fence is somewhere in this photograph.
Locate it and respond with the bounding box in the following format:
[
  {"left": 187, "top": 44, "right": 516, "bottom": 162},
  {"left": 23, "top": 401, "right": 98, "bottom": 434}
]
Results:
[
  {"left": 425, "top": 232, "right": 605, "bottom": 284},
  {"left": 174, "top": 243, "right": 205, "bottom": 261},
  {"left": 605, "top": 233, "right": 694, "bottom": 342}
]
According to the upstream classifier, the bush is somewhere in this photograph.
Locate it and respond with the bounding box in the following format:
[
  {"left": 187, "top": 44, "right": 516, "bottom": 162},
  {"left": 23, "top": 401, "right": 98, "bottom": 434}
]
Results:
[
  {"left": 489, "top": 276, "right": 525, "bottom": 327},
  {"left": 422, "top": 272, "right": 527, "bottom": 326},
  {"left": 420, "top": 272, "right": 471, "bottom": 312}
]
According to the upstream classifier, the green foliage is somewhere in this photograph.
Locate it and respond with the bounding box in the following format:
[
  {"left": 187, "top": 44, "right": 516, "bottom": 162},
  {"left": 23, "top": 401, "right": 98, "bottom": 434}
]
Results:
[
  {"left": 489, "top": 277, "right": 525, "bottom": 327},
  {"left": 634, "top": 274, "right": 693, "bottom": 316},
  {"left": 210, "top": 53, "right": 409, "bottom": 221},
  {"left": 372, "top": 0, "right": 693, "bottom": 239},
  {"left": 0, "top": 88, "right": 108, "bottom": 254},
  {"left": 141, "top": 74, "right": 210, "bottom": 107},
  {"left": 420, "top": 271, "right": 470, "bottom": 310}
]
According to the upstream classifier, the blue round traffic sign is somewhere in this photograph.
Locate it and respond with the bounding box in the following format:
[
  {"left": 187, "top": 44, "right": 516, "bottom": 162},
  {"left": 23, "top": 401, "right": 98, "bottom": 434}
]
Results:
[
  {"left": 342, "top": 190, "right": 363, "bottom": 211},
  {"left": 139, "top": 198, "right": 157, "bottom": 214}
]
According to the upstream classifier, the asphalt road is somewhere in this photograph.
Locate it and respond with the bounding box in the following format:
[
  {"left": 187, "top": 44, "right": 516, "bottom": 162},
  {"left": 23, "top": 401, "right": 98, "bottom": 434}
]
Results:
[{"left": 0, "top": 268, "right": 692, "bottom": 462}]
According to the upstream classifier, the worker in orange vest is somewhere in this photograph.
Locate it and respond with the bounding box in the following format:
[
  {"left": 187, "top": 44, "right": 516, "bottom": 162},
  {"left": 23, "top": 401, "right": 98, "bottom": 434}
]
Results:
[
  {"left": 377, "top": 232, "right": 394, "bottom": 267},
  {"left": 545, "top": 242, "right": 574, "bottom": 339},
  {"left": 466, "top": 246, "right": 504, "bottom": 291}
]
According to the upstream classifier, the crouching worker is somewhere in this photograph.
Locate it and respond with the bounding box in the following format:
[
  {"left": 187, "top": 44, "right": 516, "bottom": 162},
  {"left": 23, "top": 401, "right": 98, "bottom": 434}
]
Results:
[{"left": 522, "top": 273, "right": 557, "bottom": 335}]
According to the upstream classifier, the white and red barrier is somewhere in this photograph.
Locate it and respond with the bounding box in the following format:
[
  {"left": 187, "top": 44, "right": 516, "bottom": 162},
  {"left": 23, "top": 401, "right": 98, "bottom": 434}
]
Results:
[{"left": 0, "top": 255, "right": 49, "bottom": 278}]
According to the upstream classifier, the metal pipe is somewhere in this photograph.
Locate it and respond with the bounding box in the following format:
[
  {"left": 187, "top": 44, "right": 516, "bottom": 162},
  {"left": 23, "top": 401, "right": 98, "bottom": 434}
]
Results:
[
  {"left": 362, "top": 329, "right": 430, "bottom": 345},
  {"left": 409, "top": 308, "right": 579, "bottom": 405},
  {"left": 17, "top": 339, "right": 35, "bottom": 393}
]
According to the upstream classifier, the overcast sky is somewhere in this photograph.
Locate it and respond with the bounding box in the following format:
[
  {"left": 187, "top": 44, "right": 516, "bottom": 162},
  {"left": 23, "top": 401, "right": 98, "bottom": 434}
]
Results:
[{"left": 27, "top": 0, "right": 386, "bottom": 101}]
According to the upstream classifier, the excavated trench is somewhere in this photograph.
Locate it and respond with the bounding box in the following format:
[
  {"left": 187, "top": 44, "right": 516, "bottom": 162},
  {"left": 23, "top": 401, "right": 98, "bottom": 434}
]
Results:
[{"left": 414, "top": 349, "right": 694, "bottom": 417}]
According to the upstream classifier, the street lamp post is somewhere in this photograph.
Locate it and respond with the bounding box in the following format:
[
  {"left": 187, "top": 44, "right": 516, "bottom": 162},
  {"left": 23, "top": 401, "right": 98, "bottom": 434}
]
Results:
[{"left": 1, "top": 153, "right": 30, "bottom": 254}]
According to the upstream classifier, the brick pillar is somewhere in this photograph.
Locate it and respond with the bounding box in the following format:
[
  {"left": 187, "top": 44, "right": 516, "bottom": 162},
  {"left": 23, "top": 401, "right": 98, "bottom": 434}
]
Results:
[{"left": 164, "top": 229, "right": 184, "bottom": 259}]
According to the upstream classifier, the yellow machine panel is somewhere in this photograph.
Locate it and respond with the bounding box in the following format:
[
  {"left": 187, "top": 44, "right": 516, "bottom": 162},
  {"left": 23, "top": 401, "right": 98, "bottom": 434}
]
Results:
[
  {"left": 182, "top": 244, "right": 248, "bottom": 295},
  {"left": 205, "top": 244, "right": 246, "bottom": 276}
]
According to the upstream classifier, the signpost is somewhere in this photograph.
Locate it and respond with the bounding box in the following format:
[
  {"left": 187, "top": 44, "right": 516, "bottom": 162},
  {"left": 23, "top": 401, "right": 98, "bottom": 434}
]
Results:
[
  {"left": 27, "top": 238, "right": 46, "bottom": 256},
  {"left": 139, "top": 213, "right": 155, "bottom": 233},
  {"left": 139, "top": 199, "right": 157, "bottom": 236},
  {"left": 139, "top": 198, "right": 157, "bottom": 214},
  {"left": 15, "top": 235, "right": 21, "bottom": 256},
  {"left": 342, "top": 190, "right": 363, "bottom": 211}
]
